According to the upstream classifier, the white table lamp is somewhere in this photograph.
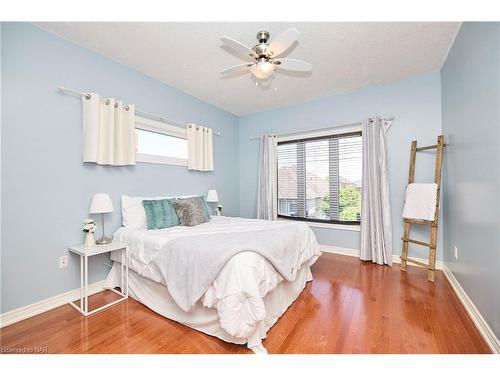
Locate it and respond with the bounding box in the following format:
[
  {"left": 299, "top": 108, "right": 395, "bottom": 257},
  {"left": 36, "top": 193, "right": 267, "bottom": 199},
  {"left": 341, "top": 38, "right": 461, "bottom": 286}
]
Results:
[
  {"left": 89, "top": 193, "right": 114, "bottom": 245},
  {"left": 206, "top": 189, "right": 219, "bottom": 215}
]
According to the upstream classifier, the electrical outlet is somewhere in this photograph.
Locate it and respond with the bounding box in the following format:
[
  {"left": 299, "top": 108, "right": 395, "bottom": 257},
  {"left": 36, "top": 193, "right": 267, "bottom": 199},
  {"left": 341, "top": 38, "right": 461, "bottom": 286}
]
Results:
[
  {"left": 59, "top": 255, "right": 68, "bottom": 268},
  {"left": 454, "top": 246, "right": 459, "bottom": 260}
]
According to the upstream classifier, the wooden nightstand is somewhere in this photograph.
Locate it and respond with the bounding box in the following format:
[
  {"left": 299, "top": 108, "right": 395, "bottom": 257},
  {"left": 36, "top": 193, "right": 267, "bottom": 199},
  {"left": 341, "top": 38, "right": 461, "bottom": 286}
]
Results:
[{"left": 68, "top": 241, "right": 129, "bottom": 316}]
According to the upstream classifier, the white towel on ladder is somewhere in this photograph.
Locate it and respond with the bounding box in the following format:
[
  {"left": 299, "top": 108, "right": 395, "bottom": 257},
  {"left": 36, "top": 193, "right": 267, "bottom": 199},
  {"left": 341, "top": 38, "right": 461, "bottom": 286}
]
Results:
[{"left": 403, "top": 183, "right": 437, "bottom": 221}]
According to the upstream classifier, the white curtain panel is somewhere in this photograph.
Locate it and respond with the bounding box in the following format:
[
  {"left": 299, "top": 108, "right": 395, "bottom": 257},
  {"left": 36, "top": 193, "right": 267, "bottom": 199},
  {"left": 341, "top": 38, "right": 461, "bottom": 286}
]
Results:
[
  {"left": 82, "top": 94, "right": 136, "bottom": 166},
  {"left": 360, "top": 117, "right": 393, "bottom": 265},
  {"left": 257, "top": 135, "right": 278, "bottom": 220},
  {"left": 187, "top": 124, "right": 214, "bottom": 172}
]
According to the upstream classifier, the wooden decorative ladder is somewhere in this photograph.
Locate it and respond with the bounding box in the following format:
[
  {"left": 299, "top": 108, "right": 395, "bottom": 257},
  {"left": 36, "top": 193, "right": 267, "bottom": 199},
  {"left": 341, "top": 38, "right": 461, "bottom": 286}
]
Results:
[{"left": 400, "top": 135, "right": 445, "bottom": 282}]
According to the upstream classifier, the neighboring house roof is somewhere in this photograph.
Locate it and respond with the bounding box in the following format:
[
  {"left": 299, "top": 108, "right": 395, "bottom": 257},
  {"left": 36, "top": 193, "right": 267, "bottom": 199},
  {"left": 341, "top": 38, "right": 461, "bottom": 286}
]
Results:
[{"left": 278, "top": 166, "right": 360, "bottom": 199}]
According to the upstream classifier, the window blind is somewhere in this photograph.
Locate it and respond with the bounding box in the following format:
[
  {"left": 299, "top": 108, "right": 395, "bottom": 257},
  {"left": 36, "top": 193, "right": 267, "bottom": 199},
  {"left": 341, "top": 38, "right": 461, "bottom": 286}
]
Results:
[{"left": 277, "top": 131, "right": 362, "bottom": 224}]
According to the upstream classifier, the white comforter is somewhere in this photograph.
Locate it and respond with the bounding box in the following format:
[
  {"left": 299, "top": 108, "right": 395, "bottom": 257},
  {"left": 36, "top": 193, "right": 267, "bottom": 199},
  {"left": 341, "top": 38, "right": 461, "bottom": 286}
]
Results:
[{"left": 111, "top": 216, "right": 321, "bottom": 339}]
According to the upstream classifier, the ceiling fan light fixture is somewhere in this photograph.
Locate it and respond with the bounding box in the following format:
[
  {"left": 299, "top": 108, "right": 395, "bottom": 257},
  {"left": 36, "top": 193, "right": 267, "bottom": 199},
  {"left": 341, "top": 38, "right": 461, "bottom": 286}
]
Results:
[
  {"left": 220, "top": 28, "right": 311, "bottom": 82},
  {"left": 251, "top": 60, "right": 274, "bottom": 80}
]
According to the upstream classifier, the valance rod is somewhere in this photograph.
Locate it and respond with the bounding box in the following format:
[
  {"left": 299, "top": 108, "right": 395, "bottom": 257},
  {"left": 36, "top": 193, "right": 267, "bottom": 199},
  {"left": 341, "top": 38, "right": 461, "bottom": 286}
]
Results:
[
  {"left": 249, "top": 117, "right": 394, "bottom": 140},
  {"left": 57, "top": 86, "right": 222, "bottom": 136}
]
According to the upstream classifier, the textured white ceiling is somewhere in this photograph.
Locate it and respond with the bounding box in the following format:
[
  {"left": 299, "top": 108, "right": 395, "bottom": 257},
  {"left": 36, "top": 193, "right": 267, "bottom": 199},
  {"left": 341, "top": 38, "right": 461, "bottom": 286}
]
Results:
[{"left": 36, "top": 22, "right": 460, "bottom": 116}]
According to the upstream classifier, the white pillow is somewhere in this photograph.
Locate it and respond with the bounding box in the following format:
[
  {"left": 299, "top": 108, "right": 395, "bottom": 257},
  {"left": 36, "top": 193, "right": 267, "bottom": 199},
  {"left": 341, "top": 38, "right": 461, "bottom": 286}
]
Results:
[{"left": 121, "top": 194, "right": 198, "bottom": 230}]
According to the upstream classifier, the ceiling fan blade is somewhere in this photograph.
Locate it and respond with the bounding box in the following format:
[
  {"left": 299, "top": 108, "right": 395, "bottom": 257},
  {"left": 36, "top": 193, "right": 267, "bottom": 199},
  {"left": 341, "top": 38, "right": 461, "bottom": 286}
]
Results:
[
  {"left": 220, "top": 63, "right": 254, "bottom": 75},
  {"left": 220, "top": 36, "right": 258, "bottom": 60},
  {"left": 274, "top": 58, "right": 312, "bottom": 72},
  {"left": 268, "top": 28, "right": 300, "bottom": 58}
]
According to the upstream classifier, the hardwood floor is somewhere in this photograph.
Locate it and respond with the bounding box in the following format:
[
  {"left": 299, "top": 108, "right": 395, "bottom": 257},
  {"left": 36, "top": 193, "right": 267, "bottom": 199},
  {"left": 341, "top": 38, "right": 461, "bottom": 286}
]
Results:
[{"left": 0, "top": 253, "right": 490, "bottom": 354}]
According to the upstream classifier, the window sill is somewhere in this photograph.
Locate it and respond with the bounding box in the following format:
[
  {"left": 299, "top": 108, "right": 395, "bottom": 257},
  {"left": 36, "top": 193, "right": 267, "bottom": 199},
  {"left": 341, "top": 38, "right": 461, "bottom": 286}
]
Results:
[
  {"left": 136, "top": 153, "right": 188, "bottom": 166},
  {"left": 278, "top": 218, "right": 361, "bottom": 232}
]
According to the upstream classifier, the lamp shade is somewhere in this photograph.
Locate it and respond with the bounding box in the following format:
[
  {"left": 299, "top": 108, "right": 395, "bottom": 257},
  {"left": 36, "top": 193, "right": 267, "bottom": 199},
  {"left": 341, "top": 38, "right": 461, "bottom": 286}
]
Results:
[
  {"left": 89, "top": 193, "right": 114, "bottom": 214},
  {"left": 206, "top": 189, "right": 219, "bottom": 203}
]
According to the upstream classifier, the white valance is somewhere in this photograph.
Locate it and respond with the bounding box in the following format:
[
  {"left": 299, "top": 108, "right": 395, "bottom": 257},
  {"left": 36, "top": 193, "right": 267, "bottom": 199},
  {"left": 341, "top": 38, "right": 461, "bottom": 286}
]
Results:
[
  {"left": 186, "top": 124, "right": 214, "bottom": 172},
  {"left": 82, "top": 94, "right": 136, "bottom": 166}
]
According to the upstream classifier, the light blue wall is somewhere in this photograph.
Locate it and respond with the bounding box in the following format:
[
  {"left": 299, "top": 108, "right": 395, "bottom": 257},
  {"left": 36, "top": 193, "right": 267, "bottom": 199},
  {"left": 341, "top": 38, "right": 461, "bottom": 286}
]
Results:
[
  {"left": 238, "top": 72, "right": 444, "bottom": 257},
  {"left": 1, "top": 23, "right": 239, "bottom": 313},
  {"left": 441, "top": 22, "right": 500, "bottom": 338}
]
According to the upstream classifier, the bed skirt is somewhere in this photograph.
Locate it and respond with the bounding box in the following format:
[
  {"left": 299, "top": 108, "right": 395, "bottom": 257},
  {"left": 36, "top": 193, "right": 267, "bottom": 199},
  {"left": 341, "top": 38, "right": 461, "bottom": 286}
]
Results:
[{"left": 104, "top": 261, "right": 312, "bottom": 353}]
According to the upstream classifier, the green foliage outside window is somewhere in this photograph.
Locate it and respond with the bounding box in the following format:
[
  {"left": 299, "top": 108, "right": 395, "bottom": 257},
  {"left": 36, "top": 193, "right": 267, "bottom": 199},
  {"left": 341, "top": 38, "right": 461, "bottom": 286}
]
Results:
[
  {"left": 321, "top": 184, "right": 361, "bottom": 221},
  {"left": 339, "top": 185, "right": 361, "bottom": 221}
]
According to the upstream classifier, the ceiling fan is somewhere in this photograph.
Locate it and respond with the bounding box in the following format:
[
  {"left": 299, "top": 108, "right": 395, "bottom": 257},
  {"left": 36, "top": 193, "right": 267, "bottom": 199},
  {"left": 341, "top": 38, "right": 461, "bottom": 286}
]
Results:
[{"left": 220, "top": 28, "right": 312, "bottom": 80}]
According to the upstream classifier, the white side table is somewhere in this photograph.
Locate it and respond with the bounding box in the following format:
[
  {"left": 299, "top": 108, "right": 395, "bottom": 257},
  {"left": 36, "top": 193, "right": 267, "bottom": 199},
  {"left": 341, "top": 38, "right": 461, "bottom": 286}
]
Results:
[{"left": 68, "top": 241, "right": 129, "bottom": 316}]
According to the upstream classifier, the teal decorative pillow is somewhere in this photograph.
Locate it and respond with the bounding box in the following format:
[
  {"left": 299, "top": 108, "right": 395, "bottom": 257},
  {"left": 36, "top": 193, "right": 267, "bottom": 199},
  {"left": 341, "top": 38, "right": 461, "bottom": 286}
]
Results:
[
  {"left": 200, "top": 195, "right": 211, "bottom": 218},
  {"left": 142, "top": 199, "right": 179, "bottom": 230}
]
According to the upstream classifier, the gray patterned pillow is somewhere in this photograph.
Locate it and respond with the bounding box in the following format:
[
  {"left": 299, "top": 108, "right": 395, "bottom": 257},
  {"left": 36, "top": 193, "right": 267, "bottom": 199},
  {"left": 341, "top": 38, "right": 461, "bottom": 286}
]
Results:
[{"left": 173, "top": 197, "right": 210, "bottom": 226}]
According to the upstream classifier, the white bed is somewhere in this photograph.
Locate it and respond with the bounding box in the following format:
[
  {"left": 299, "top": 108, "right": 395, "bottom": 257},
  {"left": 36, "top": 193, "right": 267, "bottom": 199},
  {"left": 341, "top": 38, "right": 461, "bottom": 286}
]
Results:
[{"left": 104, "top": 215, "right": 321, "bottom": 353}]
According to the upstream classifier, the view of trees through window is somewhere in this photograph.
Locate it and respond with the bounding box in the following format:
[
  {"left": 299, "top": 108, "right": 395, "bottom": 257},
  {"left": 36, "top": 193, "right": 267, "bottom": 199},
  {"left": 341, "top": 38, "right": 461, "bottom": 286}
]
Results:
[
  {"left": 321, "top": 185, "right": 361, "bottom": 221},
  {"left": 277, "top": 132, "right": 362, "bottom": 223}
]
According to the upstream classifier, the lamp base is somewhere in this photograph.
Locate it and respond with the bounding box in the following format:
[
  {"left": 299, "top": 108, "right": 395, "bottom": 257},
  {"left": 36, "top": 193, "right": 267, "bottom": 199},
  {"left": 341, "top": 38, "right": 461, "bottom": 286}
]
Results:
[
  {"left": 96, "top": 213, "right": 112, "bottom": 245},
  {"left": 96, "top": 235, "right": 112, "bottom": 245}
]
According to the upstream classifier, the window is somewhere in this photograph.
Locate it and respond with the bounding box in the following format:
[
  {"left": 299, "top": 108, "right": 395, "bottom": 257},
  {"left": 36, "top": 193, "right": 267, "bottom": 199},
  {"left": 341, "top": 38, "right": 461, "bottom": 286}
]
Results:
[
  {"left": 135, "top": 116, "right": 188, "bottom": 166},
  {"left": 277, "top": 130, "right": 362, "bottom": 225}
]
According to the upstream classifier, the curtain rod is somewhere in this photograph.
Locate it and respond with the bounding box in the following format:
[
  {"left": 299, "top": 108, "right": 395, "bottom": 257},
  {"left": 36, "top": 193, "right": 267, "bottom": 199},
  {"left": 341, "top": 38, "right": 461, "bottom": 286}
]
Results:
[
  {"left": 57, "top": 86, "right": 222, "bottom": 136},
  {"left": 249, "top": 117, "right": 394, "bottom": 141}
]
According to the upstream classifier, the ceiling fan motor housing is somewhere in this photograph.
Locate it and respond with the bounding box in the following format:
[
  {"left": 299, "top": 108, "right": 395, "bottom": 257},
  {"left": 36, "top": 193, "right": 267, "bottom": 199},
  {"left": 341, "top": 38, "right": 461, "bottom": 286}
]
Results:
[
  {"left": 253, "top": 30, "right": 272, "bottom": 59},
  {"left": 252, "top": 43, "right": 270, "bottom": 58},
  {"left": 256, "top": 30, "right": 270, "bottom": 43}
]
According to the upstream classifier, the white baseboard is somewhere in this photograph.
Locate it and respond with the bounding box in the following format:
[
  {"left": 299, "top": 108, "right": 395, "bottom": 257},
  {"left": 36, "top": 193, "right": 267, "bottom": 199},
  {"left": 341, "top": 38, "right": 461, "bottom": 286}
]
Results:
[
  {"left": 442, "top": 264, "right": 499, "bottom": 354},
  {"left": 321, "top": 245, "right": 360, "bottom": 258},
  {"left": 0, "top": 280, "right": 106, "bottom": 328},
  {"left": 321, "top": 244, "right": 443, "bottom": 270}
]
